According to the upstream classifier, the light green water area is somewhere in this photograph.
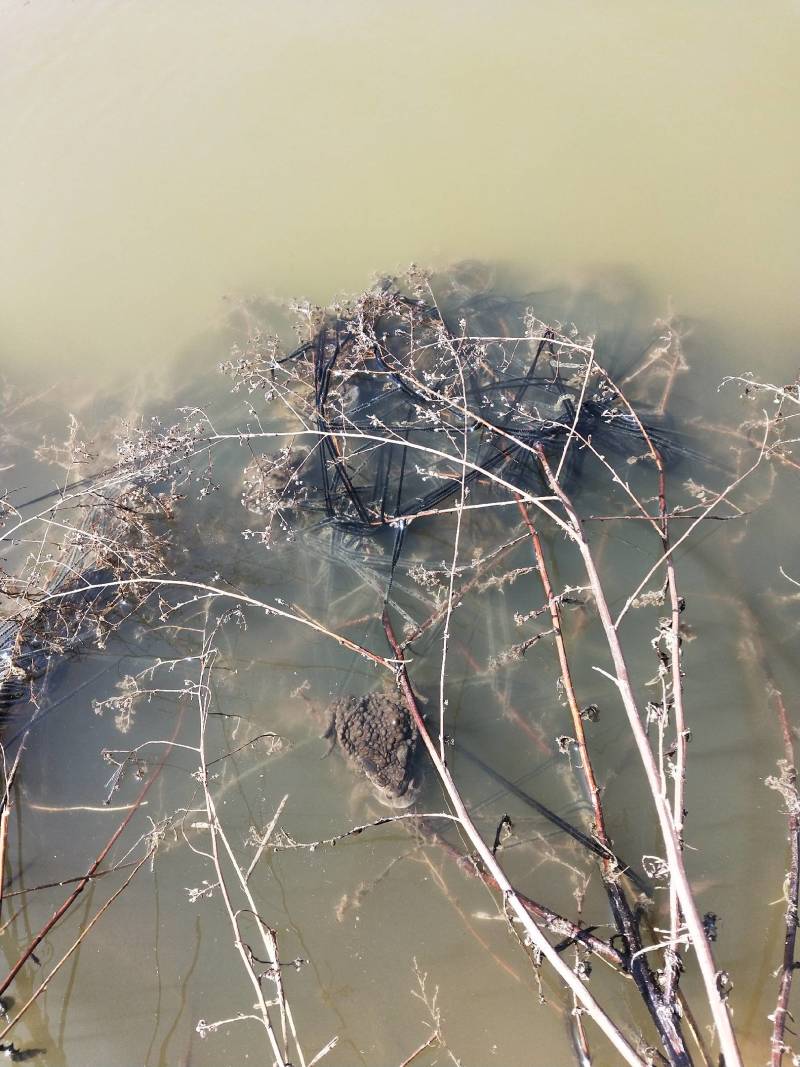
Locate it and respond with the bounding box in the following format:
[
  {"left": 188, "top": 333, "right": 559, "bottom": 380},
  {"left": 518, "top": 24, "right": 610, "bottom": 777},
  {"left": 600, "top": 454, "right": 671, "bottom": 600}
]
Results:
[{"left": 1, "top": 3, "right": 799, "bottom": 1065}]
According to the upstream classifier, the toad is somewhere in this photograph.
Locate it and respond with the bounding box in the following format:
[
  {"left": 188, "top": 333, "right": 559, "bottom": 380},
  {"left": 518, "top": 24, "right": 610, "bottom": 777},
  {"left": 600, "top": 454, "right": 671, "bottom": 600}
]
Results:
[{"left": 323, "top": 691, "right": 421, "bottom": 808}]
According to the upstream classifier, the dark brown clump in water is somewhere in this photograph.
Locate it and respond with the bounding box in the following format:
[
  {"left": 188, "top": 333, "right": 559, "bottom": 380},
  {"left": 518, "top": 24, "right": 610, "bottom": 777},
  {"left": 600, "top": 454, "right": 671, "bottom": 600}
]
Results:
[{"left": 323, "top": 691, "right": 420, "bottom": 807}]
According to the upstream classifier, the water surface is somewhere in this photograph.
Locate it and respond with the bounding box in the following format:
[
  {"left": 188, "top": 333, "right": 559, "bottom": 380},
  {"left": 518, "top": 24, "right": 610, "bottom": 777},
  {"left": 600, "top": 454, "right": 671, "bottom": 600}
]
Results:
[{"left": 1, "top": 3, "right": 799, "bottom": 1066}]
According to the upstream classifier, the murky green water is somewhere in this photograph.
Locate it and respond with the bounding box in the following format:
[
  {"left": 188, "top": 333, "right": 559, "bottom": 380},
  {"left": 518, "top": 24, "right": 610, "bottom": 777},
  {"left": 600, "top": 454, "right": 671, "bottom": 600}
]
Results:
[{"left": 1, "top": 3, "right": 799, "bottom": 1065}]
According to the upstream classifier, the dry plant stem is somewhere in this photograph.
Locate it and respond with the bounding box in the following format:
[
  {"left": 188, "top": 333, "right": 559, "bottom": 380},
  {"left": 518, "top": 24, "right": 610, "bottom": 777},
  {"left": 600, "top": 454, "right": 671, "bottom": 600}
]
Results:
[
  {"left": 657, "top": 464, "right": 690, "bottom": 1003},
  {"left": 0, "top": 789, "right": 10, "bottom": 925},
  {"left": 400, "top": 554, "right": 498, "bottom": 648},
  {"left": 246, "top": 794, "right": 288, "bottom": 882},
  {"left": 614, "top": 434, "right": 767, "bottom": 628},
  {"left": 554, "top": 348, "right": 596, "bottom": 483},
  {"left": 536, "top": 448, "right": 743, "bottom": 1067},
  {"left": 0, "top": 744, "right": 25, "bottom": 926},
  {"left": 358, "top": 335, "right": 661, "bottom": 535},
  {"left": 419, "top": 820, "right": 625, "bottom": 969},
  {"left": 585, "top": 512, "right": 736, "bottom": 523},
  {"left": 2, "top": 859, "right": 140, "bottom": 899},
  {"left": 436, "top": 341, "right": 470, "bottom": 763},
  {"left": 40, "top": 576, "right": 391, "bottom": 669},
  {"left": 679, "top": 1001, "right": 715, "bottom": 1067},
  {"left": 734, "top": 586, "right": 800, "bottom": 1064},
  {"left": 600, "top": 368, "right": 691, "bottom": 1004},
  {"left": 589, "top": 366, "right": 690, "bottom": 1005},
  {"left": 194, "top": 639, "right": 295, "bottom": 1067},
  {"left": 455, "top": 741, "right": 648, "bottom": 893},
  {"left": 280, "top": 796, "right": 625, "bottom": 965},
  {"left": 0, "top": 707, "right": 184, "bottom": 1001},
  {"left": 517, "top": 497, "right": 690, "bottom": 1065},
  {"left": 515, "top": 500, "right": 607, "bottom": 844},
  {"left": 382, "top": 608, "right": 648, "bottom": 1067},
  {"left": 205, "top": 426, "right": 570, "bottom": 530},
  {"left": 644, "top": 329, "right": 686, "bottom": 418},
  {"left": 0, "top": 847, "right": 152, "bottom": 1043},
  {"left": 192, "top": 611, "right": 314, "bottom": 1067},
  {"left": 768, "top": 686, "right": 800, "bottom": 1067},
  {"left": 398, "top": 1032, "right": 441, "bottom": 1067},
  {"left": 201, "top": 766, "right": 290, "bottom": 1065},
  {"left": 569, "top": 1000, "right": 593, "bottom": 1067},
  {"left": 397, "top": 1033, "right": 439, "bottom": 1067}
]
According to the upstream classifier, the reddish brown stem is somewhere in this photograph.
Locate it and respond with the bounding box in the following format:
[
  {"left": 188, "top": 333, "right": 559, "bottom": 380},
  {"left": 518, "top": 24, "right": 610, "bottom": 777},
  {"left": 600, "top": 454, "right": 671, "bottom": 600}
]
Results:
[
  {"left": 535, "top": 444, "right": 741, "bottom": 1066},
  {"left": 525, "top": 464, "right": 692, "bottom": 1066},
  {"left": 418, "top": 818, "right": 625, "bottom": 969},
  {"left": 0, "top": 707, "right": 183, "bottom": 999},
  {"left": 769, "top": 686, "right": 800, "bottom": 1067},
  {"left": 516, "top": 498, "right": 608, "bottom": 847},
  {"left": 381, "top": 607, "right": 650, "bottom": 1067},
  {"left": 0, "top": 847, "right": 152, "bottom": 1043}
]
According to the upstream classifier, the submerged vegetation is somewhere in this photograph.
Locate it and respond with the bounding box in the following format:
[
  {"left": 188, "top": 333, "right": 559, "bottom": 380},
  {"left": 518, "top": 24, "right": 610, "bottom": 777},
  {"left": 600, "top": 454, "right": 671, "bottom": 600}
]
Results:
[{"left": 1, "top": 265, "right": 799, "bottom": 1065}]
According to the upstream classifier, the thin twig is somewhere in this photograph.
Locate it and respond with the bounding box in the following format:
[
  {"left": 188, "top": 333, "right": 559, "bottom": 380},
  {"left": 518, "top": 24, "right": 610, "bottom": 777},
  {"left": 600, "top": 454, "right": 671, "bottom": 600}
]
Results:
[
  {"left": 382, "top": 607, "right": 648, "bottom": 1067},
  {"left": 536, "top": 446, "right": 743, "bottom": 1067}
]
